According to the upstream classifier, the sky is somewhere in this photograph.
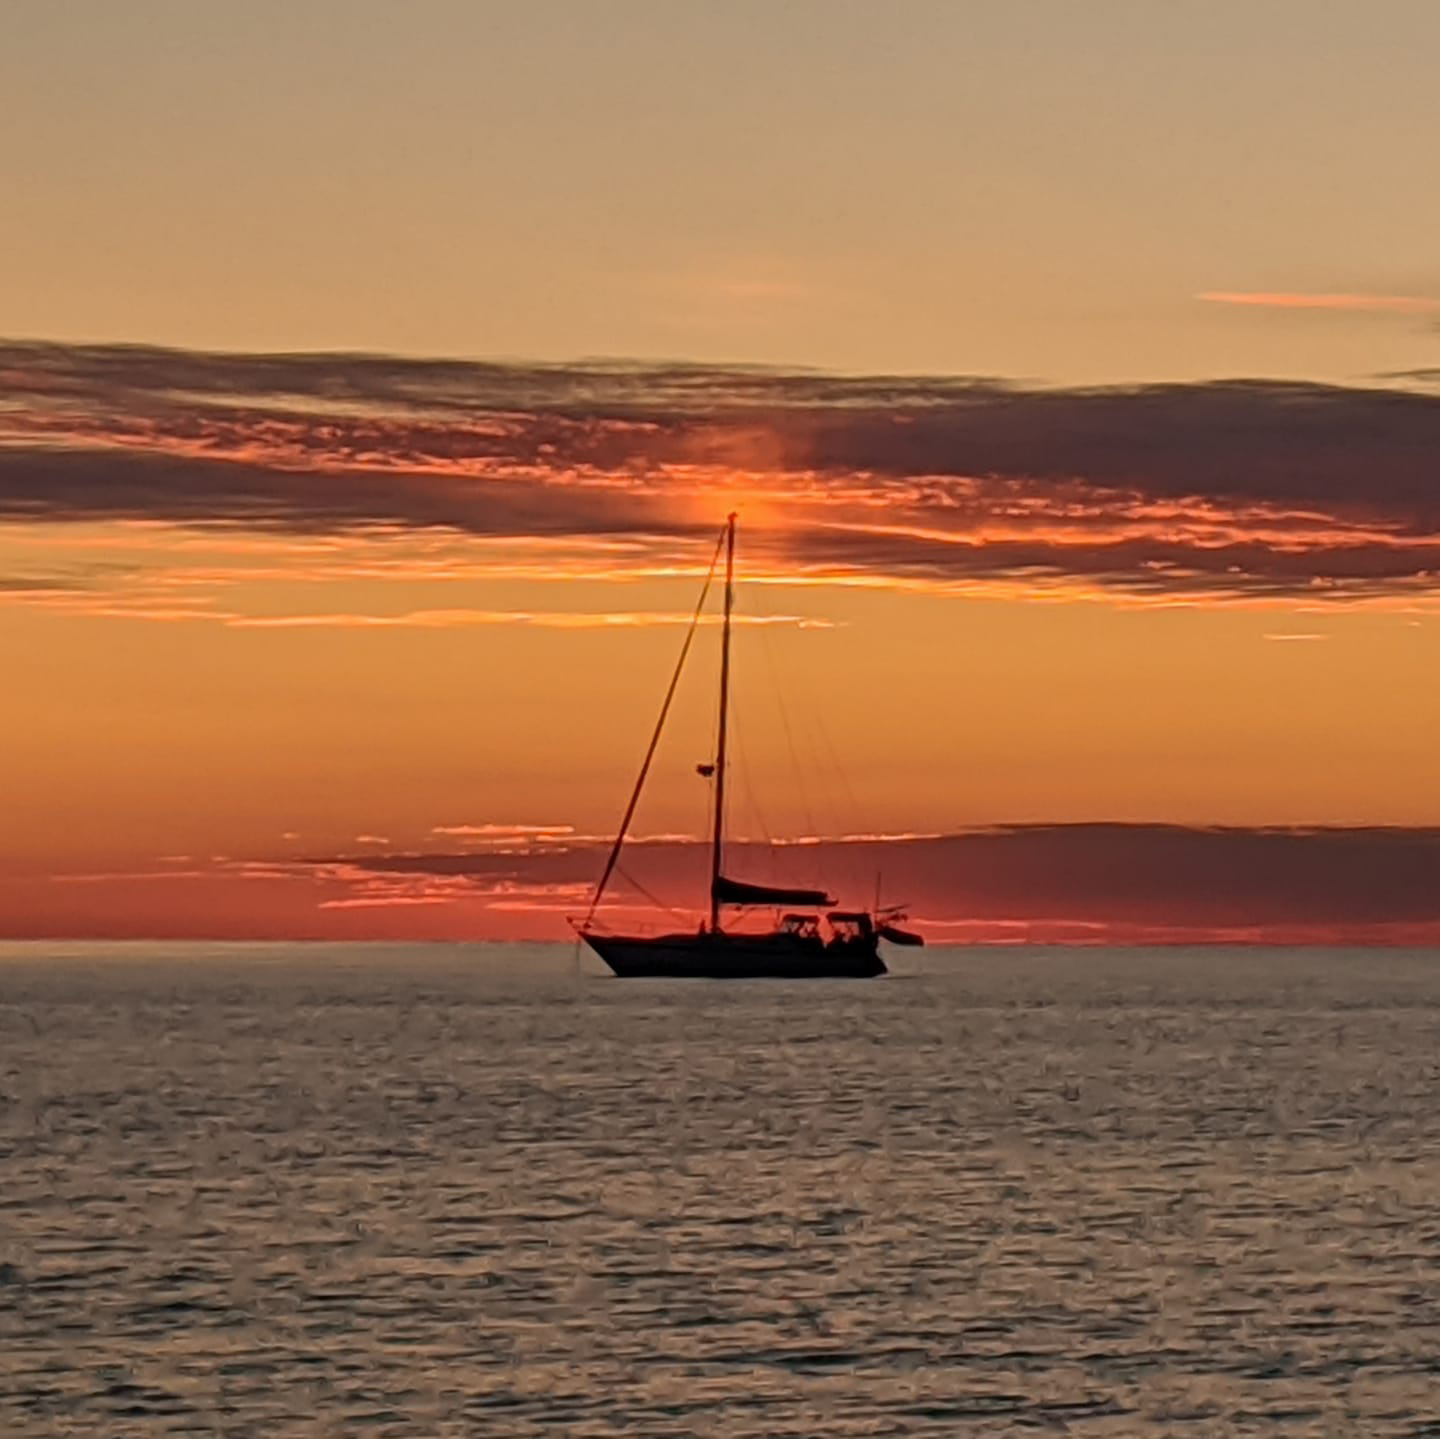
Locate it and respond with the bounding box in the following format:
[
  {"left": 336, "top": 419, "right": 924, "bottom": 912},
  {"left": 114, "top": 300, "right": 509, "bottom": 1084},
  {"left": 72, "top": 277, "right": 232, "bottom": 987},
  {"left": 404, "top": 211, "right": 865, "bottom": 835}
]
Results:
[{"left": 3, "top": 2, "right": 1440, "bottom": 942}]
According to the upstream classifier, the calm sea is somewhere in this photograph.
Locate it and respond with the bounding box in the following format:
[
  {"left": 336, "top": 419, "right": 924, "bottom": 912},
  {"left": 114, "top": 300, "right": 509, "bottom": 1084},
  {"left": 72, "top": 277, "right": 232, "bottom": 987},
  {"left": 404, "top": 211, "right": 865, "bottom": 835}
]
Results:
[{"left": 2, "top": 943, "right": 1437, "bottom": 1436}]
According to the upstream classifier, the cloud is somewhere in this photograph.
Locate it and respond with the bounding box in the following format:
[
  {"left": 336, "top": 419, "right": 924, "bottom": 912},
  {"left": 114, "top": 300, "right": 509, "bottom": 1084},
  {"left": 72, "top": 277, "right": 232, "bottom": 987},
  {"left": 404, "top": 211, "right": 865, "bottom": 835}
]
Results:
[
  {"left": 14, "top": 593, "right": 831, "bottom": 629},
  {"left": 308, "top": 823, "right": 1440, "bottom": 943},
  {"left": 225, "top": 608, "right": 832, "bottom": 630},
  {"left": 1199, "top": 291, "right": 1440, "bottom": 315},
  {"left": 5, "top": 339, "right": 1440, "bottom": 602},
  {"left": 431, "top": 823, "right": 575, "bottom": 841},
  {"left": 19, "top": 825, "right": 1440, "bottom": 943},
  {"left": 0, "top": 575, "right": 86, "bottom": 594},
  {"left": 317, "top": 894, "right": 455, "bottom": 909}
]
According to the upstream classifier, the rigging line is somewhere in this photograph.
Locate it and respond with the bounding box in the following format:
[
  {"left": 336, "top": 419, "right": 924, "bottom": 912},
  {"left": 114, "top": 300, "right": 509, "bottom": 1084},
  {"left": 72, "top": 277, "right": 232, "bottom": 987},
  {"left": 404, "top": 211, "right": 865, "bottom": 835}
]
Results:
[
  {"left": 613, "top": 862, "right": 690, "bottom": 921},
  {"left": 813, "top": 703, "right": 865, "bottom": 834},
  {"left": 730, "top": 706, "right": 774, "bottom": 849},
  {"left": 809, "top": 701, "right": 871, "bottom": 898},
  {"left": 582, "top": 526, "right": 726, "bottom": 928},
  {"left": 758, "top": 620, "right": 817, "bottom": 842}
]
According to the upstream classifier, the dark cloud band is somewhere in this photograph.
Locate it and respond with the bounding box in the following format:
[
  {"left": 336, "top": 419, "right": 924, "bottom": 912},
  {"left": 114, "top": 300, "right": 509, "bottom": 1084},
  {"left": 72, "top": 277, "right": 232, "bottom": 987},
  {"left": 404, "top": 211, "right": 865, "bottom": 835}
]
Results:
[
  {"left": 5, "top": 339, "right": 1440, "bottom": 599},
  {"left": 311, "top": 824, "right": 1440, "bottom": 935}
]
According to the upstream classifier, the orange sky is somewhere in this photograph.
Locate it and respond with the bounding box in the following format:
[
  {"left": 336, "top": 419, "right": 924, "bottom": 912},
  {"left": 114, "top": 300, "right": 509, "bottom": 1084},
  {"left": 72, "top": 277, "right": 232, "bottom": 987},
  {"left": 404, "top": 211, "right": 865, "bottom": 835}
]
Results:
[
  {"left": 4, "top": 345, "right": 1440, "bottom": 940},
  {"left": 6, "top": 4, "right": 1440, "bottom": 384},
  {"left": 4, "top": 5, "right": 1440, "bottom": 940}
]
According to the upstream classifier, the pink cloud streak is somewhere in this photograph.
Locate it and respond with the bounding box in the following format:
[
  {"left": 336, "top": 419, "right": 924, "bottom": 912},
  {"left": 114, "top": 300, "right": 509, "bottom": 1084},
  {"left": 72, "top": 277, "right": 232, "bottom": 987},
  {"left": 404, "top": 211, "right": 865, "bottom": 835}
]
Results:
[{"left": 1199, "top": 291, "right": 1440, "bottom": 314}]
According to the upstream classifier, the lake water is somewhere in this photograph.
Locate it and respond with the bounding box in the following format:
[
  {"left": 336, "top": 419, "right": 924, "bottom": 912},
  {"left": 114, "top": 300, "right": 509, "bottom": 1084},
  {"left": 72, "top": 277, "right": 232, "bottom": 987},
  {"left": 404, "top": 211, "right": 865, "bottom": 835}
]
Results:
[{"left": 2, "top": 943, "right": 1438, "bottom": 1436}]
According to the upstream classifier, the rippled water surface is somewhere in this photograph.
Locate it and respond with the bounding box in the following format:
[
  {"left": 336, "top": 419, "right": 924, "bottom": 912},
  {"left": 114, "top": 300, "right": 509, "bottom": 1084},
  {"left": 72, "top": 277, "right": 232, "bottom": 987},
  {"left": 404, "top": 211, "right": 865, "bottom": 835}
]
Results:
[{"left": 2, "top": 943, "right": 1439, "bottom": 1436}]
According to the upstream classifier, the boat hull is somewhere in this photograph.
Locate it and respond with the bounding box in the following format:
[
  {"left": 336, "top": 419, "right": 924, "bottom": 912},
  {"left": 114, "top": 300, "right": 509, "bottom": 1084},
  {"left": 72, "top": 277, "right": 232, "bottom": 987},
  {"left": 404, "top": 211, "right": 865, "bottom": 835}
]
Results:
[{"left": 582, "top": 930, "right": 887, "bottom": 979}]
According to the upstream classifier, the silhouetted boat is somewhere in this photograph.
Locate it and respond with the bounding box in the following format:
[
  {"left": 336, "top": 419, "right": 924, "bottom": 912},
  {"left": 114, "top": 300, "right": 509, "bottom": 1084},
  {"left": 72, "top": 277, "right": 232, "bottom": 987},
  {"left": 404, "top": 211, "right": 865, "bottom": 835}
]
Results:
[{"left": 575, "top": 514, "right": 922, "bottom": 978}]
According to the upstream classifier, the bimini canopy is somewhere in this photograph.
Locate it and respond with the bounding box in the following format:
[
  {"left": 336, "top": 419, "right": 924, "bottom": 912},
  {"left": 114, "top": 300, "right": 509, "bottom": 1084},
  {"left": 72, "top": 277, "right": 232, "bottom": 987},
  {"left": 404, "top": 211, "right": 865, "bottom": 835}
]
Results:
[{"left": 712, "top": 875, "right": 835, "bottom": 908}]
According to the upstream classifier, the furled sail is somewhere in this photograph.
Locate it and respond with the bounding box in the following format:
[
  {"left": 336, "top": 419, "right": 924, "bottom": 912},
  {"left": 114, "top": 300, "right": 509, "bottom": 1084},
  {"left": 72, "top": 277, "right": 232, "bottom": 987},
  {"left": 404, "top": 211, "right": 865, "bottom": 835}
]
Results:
[{"left": 712, "top": 875, "right": 835, "bottom": 908}]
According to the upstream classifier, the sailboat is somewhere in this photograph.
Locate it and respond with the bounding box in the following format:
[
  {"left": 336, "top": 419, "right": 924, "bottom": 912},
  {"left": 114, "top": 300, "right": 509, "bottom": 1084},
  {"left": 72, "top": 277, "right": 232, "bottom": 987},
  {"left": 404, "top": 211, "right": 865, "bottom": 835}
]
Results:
[{"left": 574, "top": 513, "right": 923, "bottom": 978}]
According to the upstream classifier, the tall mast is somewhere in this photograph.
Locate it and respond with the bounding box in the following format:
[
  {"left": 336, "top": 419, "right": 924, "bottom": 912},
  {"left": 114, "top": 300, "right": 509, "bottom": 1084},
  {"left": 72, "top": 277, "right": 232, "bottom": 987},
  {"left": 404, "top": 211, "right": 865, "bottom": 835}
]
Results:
[{"left": 709, "top": 512, "right": 736, "bottom": 932}]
